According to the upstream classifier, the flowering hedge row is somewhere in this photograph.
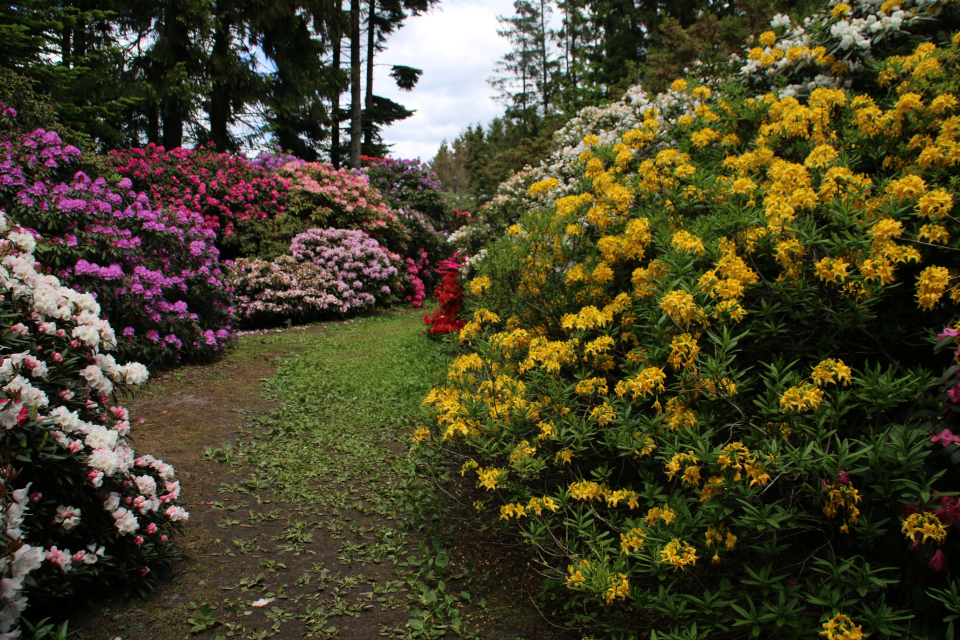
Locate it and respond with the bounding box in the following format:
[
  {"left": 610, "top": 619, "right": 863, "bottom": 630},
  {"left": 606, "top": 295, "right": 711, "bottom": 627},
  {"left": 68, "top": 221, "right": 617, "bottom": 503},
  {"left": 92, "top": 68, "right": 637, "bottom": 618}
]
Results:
[
  {"left": 0, "top": 212, "right": 187, "bottom": 637},
  {"left": 0, "top": 108, "right": 235, "bottom": 368},
  {"left": 420, "top": 1, "right": 960, "bottom": 638},
  {"left": 231, "top": 228, "right": 399, "bottom": 325}
]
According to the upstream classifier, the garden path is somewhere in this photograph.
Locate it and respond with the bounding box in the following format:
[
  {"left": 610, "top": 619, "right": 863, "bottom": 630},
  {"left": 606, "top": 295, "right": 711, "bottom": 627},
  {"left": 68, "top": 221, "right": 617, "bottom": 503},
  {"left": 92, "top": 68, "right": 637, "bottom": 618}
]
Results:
[{"left": 66, "top": 310, "right": 570, "bottom": 640}]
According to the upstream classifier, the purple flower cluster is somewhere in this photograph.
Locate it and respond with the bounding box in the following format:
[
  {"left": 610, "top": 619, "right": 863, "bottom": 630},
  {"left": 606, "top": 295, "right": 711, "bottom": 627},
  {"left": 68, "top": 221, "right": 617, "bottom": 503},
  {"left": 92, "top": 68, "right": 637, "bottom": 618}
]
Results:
[
  {"left": 233, "top": 228, "right": 399, "bottom": 324},
  {"left": 0, "top": 104, "right": 236, "bottom": 367}
]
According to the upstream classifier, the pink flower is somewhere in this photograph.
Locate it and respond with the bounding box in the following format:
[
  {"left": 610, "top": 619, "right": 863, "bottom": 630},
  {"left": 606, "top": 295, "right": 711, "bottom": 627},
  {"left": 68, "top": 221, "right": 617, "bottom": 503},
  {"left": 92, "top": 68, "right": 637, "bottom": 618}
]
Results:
[
  {"left": 931, "top": 429, "right": 960, "bottom": 447},
  {"left": 930, "top": 549, "right": 949, "bottom": 573},
  {"left": 938, "top": 327, "right": 960, "bottom": 340}
]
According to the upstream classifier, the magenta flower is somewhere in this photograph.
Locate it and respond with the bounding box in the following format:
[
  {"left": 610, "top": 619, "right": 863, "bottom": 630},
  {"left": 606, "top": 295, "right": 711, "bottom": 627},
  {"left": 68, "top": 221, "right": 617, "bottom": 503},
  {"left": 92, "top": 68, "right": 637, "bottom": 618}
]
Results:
[
  {"left": 931, "top": 429, "right": 960, "bottom": 447},
  {"left": 930, "top": 549, "right": 949, "bottom": 573}
]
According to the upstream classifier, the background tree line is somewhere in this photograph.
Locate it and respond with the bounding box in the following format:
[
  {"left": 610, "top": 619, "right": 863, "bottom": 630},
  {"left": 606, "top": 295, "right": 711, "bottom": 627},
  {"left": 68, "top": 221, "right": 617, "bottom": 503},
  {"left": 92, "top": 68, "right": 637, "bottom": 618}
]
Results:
[
  {"left": 0, "top": 0, "right": 436, "bottom": 164},
  {"left": 430, "top": 0, "right": 819, "bottom": 208}
]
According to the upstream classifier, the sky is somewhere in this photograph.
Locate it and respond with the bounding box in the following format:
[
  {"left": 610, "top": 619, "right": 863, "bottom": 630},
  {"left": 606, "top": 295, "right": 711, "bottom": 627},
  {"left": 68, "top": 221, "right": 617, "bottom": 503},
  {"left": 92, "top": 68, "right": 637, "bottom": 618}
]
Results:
[{"left": 371, "top": 0, "right": 517, "bottom": 162}]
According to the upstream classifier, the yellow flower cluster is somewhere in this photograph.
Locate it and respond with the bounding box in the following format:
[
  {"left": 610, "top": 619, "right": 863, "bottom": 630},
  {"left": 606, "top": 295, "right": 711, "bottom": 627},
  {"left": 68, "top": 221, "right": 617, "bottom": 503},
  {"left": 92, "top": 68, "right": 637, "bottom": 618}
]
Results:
[
  {"left": 614, "top": 366, "right": 666, "bottom": 400},
  {"left": 780, "top": 382, "right": 825, "bottom": 412},
  {"left": 823, "top": 482, "right": 862, "bottom": 533},
  {"left": 568, "top": 480, "right": 640, "bottom": 508},
  {"left": 659, "top": 539, "right": 698, "bottom": 571},
  {"left": 499, "top": 495, "right": 559, "bottom": 520},
  {"left": 820, "top": 614, "right": 863, "bottom": 640},
  {"left": 469, "top": 276, "right": 491, "bottom": 296},
  {"left": 811, "top": 359, "right": 853, "bottom": 387},
  {"left": 901, "top": 511, "right": 948, "bottom": 545}
]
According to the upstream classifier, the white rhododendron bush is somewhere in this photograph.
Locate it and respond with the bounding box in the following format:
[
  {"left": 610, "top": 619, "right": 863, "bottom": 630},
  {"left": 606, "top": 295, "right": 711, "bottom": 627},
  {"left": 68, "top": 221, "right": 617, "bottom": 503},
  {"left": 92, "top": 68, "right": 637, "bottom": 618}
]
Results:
[{"left": 0, "top": 211, "right": 187, "bottom": 638}]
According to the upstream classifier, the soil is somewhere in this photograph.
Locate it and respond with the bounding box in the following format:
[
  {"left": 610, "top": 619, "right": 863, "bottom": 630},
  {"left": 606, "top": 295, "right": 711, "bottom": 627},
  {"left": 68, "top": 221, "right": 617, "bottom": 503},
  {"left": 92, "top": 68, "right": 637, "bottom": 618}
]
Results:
[{"left": 64, "top": 320, "right": 579, "bottom": 640}]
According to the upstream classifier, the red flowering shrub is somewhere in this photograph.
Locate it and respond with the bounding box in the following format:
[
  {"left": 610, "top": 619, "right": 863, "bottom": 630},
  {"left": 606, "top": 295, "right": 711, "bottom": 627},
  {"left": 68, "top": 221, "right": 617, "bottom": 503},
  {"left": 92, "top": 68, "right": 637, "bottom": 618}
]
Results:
[
  {"left": 423, "top": 255, "right": 465, "bottom": 335},
  {"left": 107, "top": 144, "right": 294, "bottom": 260}
]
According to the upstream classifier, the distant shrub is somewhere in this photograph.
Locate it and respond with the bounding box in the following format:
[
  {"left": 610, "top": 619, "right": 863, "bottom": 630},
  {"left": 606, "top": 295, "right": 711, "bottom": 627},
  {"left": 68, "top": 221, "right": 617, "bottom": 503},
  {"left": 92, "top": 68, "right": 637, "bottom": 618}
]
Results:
[
  {"left": 232, "top": 228, "right": 398, "bottom": 325},
  {"left": 108, "top": 144, "right": 294, "bottom": 261}
]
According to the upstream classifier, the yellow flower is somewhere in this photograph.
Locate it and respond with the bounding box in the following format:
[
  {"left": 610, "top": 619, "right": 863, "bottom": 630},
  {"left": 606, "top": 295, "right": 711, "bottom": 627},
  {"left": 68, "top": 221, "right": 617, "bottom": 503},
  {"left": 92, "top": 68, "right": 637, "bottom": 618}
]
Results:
[
  {"left": 811, "top": 359, "right": 853, "bottom": 387},
  {"left": 659, "top": 538, "right": 699, "bottom": 570},
  {"left": 820, "top": 614, "right": 863, "bottom": 640},
  {"left": 780, "top": 382, "right": 825, "bottom": 412},
  {"left": 831, "top": 3, "right": 851, "bottom": 19},
  {"left": 902, "top": 511, "right": 948, "bottom": 545},
  {"left": 759, "top": 31, "right": 777, "bottom": 47},
  {"left": 469, "top": 276, "right": 491, "bottom": 296},
  {"left": 670, "top": 230, "right": 706, "bottom": 255},
  {"left": 670, "top": 79, "right": 688, "bottom": 92},
  {"left": 916, "top": 265, "right": 951, "bottom": 310},
  {"left": 528, "top": 177, "right": 559, "bottom": 196}
]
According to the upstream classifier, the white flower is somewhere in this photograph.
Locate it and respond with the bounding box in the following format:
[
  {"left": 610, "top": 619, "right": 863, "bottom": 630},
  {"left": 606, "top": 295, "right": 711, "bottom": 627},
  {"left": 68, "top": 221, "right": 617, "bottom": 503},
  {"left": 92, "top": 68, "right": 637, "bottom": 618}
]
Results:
[
  {"left": 88, "top": 447, "right": 121, "bottom": 476},
  {"left": 112, "top": 507, "right": 139, "bottom": 535},
  {"left": 7, "top": 232, "right": 35, "bottom": 254},
  {"left": 134, "top": 475, "right": 157, "bottom": 497},
  {"left": 251, "top": 598, "right": 274, "bottom": 608}
]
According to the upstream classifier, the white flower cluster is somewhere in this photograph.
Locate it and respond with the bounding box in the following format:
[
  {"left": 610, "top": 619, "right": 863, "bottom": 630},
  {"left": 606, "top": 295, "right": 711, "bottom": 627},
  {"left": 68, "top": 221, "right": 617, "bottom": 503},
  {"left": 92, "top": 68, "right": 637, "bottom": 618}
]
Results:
[
  {"left": 0, "top": 209, "right": 185, "bottom": 637},
  {"left": 0, "top": 484, "right": 43, "bottom": 640},
  {"left": 739, "top": 0, "right": 945, "bottom": 98}
]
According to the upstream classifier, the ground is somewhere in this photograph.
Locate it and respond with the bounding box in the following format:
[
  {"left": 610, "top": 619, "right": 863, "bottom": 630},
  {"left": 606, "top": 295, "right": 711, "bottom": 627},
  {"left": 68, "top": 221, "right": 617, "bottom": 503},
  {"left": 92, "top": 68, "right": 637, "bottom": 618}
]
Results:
[{"left": 63, "top": 312, "right": 579, "bottom": 640}]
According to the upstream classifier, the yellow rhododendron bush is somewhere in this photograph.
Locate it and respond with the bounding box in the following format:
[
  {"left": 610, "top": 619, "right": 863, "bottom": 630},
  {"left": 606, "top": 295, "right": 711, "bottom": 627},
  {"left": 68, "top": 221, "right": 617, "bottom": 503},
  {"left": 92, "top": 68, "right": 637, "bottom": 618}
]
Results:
[{"left": 420, "top": 5, "right": 960, "bottom": 639}]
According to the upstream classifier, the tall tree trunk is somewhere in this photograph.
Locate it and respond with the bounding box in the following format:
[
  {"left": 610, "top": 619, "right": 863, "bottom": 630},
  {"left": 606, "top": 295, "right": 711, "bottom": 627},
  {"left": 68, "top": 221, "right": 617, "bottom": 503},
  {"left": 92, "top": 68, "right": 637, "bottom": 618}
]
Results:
[
  {"left": 539, "top": 0, "right": 548, "bottom": 114},
  {"left": 160, "top": 1, "right": 188, "bottom": 149},
  {"left": 73, "top": 18, "right": 87, "bottom": 60},
  {"left": 61, "top": 25, "right": 71, "bottom": 68},
  {"left": 209, "top": 0, "right": 232, "bottom": 151},
  {"left": 364, "top": 0, "right": 376, "bottom": 151},
  {"left": 331, "top": 17, "right": 342, "bottom": 168},
  {"left": 349, "top": 0, "right": 361, "bottom": 167}
]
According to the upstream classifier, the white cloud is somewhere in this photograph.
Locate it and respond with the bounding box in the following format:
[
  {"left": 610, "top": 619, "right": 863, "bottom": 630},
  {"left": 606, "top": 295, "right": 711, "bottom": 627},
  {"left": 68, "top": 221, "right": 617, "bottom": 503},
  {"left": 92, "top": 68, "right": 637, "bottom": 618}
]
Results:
[{"left": 372, "top": 0, "right": 515, "bottom": 161}]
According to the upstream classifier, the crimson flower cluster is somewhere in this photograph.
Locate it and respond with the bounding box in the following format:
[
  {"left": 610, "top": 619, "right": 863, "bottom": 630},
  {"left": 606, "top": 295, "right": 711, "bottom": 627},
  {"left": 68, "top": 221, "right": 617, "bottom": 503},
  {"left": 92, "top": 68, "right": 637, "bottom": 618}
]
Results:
[{"left": 423, "top": 255, "right": 465, "bottom": 335}]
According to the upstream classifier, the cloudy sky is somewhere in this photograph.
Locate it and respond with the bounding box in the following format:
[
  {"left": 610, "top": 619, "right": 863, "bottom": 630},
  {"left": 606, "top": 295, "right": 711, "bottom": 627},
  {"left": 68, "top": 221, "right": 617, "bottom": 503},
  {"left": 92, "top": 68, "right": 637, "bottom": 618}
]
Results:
[{"left": 371, "top": 0, "right": 517, "bottom": 162}]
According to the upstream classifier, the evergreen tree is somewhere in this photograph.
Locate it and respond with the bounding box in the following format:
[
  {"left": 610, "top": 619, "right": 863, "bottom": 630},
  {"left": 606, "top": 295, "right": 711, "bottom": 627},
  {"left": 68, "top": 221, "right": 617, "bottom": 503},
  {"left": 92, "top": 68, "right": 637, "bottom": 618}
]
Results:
[{"left": 489, "top": 0, "right": 557, "bottom": 126}]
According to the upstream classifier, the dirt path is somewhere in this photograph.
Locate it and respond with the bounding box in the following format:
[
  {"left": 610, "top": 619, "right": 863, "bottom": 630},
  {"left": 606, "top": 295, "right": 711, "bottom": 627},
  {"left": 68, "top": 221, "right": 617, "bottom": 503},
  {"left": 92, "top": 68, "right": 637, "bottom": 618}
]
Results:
[{"left": 66, "top": 313, "right": 574, "bottom": 640}]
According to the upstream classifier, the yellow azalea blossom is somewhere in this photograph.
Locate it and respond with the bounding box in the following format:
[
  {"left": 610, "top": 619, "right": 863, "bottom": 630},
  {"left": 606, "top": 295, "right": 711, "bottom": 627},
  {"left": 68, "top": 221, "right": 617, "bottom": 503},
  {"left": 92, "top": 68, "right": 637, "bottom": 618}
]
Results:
[
  {"left": 902, "top": 512, "right": 948, "bottom": 545},
  {"left": 831, "top": 3, "right": 851, "bottom": 18},
  {"left": 916, "top": 265, "right": 951, "bottom": 310},
  {"left": 621, "top": 527, "right": 646, "bottom": 554},
  {"left": 823, "top": 482, "right": 862, "bottom": 533},
  {"left": 811, "top": 359, "right": 853, "bottom": 387},
  {"left": 477, "top": 467, "right": 501, "bottom": 490},
  {"left": 780, "top": 382, "right": 825, "bottom": 412},
  {"left": 528, "top": 177, "right": 559, "bottom": 196},
  {"left": 659, "top": 538, "right": 699, "bottom": 570},
  {"left": 820, "top": 614, "right": 864, "bottom": 640},
  {"left": 469, "top": 276, "right": 491, "bottom": 296},
  {"left": 671, "top": 230, "right": 706, "bottom": 255},
  {"left": 605, "top": 574, "right": 630, "bottom": 603},
  {"left": 670, "top": 79, "right": 688, "bottom": 92}
]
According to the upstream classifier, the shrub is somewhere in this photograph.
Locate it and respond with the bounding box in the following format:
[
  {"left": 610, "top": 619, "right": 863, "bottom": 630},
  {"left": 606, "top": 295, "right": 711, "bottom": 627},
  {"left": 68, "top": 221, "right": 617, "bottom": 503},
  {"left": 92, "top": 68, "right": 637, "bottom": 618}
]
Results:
[
  {"left": 0, "top": 107, "right": 235, "bottom": 368},
  {"left": 107, "top": 144, "right": 295, "bottom": 261},
  {"left": 0, "top": 212, "right": 187, "bottom": 637},
  {"left": 361, "top": 156, "right": 453, "bottom": 230},
  {"left": 419, "top": 1, "right": 960, "bottom": 637},
  {"left": 231, "top": 227, "right": 398, "bottom": 325},
  {"left": 422, "top": 255, "right": 465, "bottom": 336}
]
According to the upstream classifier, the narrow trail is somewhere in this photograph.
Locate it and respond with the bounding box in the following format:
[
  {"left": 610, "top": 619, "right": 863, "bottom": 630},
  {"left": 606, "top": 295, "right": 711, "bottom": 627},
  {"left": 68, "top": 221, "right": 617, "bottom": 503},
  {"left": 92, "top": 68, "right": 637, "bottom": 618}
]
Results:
[{"left": 68, "top": 310, "right": 570, "bottom": 640}]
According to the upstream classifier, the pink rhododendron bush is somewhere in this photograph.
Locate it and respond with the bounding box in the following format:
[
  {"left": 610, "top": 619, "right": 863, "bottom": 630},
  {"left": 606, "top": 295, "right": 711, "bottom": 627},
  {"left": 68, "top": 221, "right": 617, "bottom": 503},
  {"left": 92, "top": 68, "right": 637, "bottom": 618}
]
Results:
[
  {"left": 0, "top": 106, "right": 236, "bottom": 368},
  {"left": 418, "top": 1, "right": 960, "bottom": 638},
  {"left": 231, "top": 227, "right": 399, "bottom": 325},
  {"left": 108, "top": 144, "right": 296, "bottom": 261},
  {"left": 0, "top": 212, "right": 186, "bottom": 638}
]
